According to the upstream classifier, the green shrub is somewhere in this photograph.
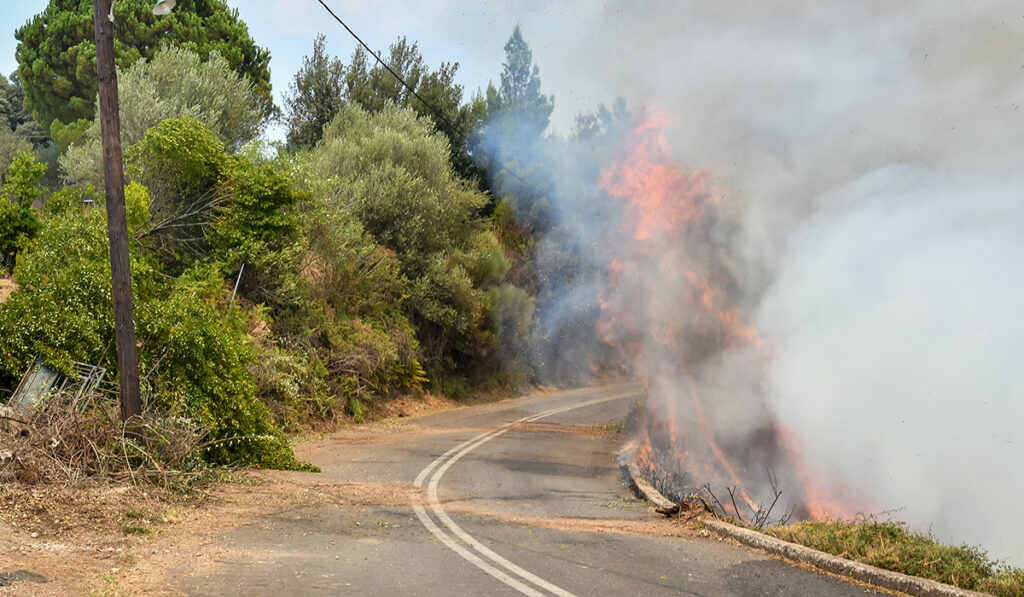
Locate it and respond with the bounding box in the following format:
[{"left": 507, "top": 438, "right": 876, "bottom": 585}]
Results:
[
  {"left": 0, "top": 202, "right": 112, "bottom": 375},
  {"left": 310, "top": 103, "right": 525, "bottom": 380},
  {"left": 0, "top": 151, "right": 45, "bottom": 271},
  {"left": 61, "top": 47, "right": 266, "bottom": 187},
  {"left": 0, "top": 195, "right": 309, "bottom": 471},
  {"left": 248, "top": 342, "right": 331, "bottom": 432},
  {"left": 137, "top": 286, "right": 310, "bottom": 470},
  {"left": 275, "top": 204, "right": 423, "bottom": 419},
  {"left": 0, "top": 127, "right": 32, "bottom": 182}
]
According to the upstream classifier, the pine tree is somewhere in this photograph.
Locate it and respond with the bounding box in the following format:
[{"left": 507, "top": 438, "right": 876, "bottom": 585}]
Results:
[
  {"left": 494, "top": 25, "right": 553, "bottom": 137},
  {"left": 473, "top": 25, "right": 555, "bottom": 225},
  {"left": 15, "top": 0, "right": 272, "bottom": 137},
  {"left": 284, "top": 35, "right": 347, "bottom": 150}
]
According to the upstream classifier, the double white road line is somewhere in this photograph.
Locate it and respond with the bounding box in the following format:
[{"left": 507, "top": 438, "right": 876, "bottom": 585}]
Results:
[{"left": 412, "top": 389, "right": 640, "bottom": 597}]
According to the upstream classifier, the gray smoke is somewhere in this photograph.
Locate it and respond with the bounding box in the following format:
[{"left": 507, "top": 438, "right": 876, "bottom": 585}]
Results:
[{"left": 478, "top": 0, "right": 1024, "bottom": 564}]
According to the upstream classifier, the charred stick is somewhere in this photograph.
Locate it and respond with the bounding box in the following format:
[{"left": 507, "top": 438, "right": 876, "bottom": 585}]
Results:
[
  {"left": 655, "top": 504, "right": 681, "bottom": 517},
  {"left": 777, "top": 504, "right": 795, "bottom": 527},
  {"left": 727, "top": 486, "right": 744, "bottom": 522},
  {"left": 703, "top": 483, "right": 727, "bottom": 517},
  {"left": 757, "top": 491, "right": 783, "bottom": 530}
]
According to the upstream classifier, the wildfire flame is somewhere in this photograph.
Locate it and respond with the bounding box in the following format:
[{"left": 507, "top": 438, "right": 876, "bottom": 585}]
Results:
[{"left": 598, "top": 110, "right": 859, "bottom": 521}]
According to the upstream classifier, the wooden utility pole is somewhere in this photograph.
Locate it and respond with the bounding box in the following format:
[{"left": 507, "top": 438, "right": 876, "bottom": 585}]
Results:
[{"left": 93, "top": 0, "right": 142, "bottom": 420}]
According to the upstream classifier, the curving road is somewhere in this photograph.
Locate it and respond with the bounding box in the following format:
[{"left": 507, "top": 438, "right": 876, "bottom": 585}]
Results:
[{"left": 175, "top": 383, "right": 879, "bottom": 596}]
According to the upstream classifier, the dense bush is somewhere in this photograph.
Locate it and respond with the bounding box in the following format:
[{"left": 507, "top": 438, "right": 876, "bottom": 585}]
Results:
[
  {"left": 0, "top": 128, "right": 32, "bottom": 184},
  {"left": 270, "top": 204, "right": 423, "bottom": 421},
  {"left": 0, "top": 151, "right": 45, "bottom": 272},
  {"left": 62, "top": 47, "right": 264, "bottom": 188},
  {"left": 310, "top": 104, "right": 527, "bottom": 380},
  {"left": 0, "top": 187, "right": 309, "bottom": 470}
]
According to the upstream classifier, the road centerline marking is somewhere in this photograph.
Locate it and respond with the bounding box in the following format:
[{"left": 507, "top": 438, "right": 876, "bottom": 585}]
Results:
[{"left": 412, "top": 388, "right": 640, "bottom": 597}]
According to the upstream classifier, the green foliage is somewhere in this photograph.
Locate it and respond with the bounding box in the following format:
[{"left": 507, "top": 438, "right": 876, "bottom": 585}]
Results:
[
  {"left": 122, "top": 117, "right": 227, "bottom": 265},
  {"left": 42, "top": 186, "right": 90, "bottom": 217},
  {"left": 214, "top": 156, "right": 302, "bottom": 258},
  {"left": 0, "top": 127, "right": 33, "bottom": 184},
  {"left": 0, "top": 193, "right": 307, "bottom": 470},
  {"left": 485, "top": 283, "right": 534, "bottom": 376},
  {"left": 0, "top": 204, "right": 113, "bottom": 375},
  {"left": 284, "top": 35, "right": 347, "bottom": 150},
  {"left": 311, "top": 104, "right": 516, "bottom": 374},
  {"left": 15, "top": 0, "right": 273, "bottom": 135},
  {"left": 0, "top": 74, "right": 50, "bottom": 149},
  {"left": 315, "top": 104, "right": 489, "bottom": 273},
  {"left": 472, "top": 26, "right": 556, "bottom": 227},
  {"left": 345, "top": 37, "right": 487, "bottom": 184},
  {"left": 62, "top": 48, "right": 264, "bottom": 187},
  {"left": 0, "top": 75, "right": 26, "bottom": 131},
  {"left": 136, "top": 285, "right": 309, "bottom": 470},
  {"left": 120, "top": 117, "right": 301, "bottom": 297},
  {"left": 274, "top": 204, "right": 422, "bottom": 420},
  {"left": 248, "top": 342, "right": 331, "bottom": 432},
  {"left": 3, "top": 151, "right": 47, "bottom": 206},
  {"left": 493, "top": 25, "right": 554, "bottom": 135},
  {"left": 284, "top": 35, "right": 486, "bottom": 181},
  {"left": 50, "top": 119, "right": 91, "bottom": 153},
  {"left": 127, "top": 117, "right": 226, "bottom": 193},
  {"left": 767, "top": 519, "right": 1024, "bottom": 595},
  {"left": 0, "top": 151, "right": 45, "bottom": 271}
]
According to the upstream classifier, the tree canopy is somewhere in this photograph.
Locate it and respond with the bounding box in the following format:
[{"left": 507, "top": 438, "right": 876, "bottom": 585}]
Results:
[
  {"left": 491, "top": 25, "right": 553, "bottom": 136},
  {"left": 283, "top": 35, "right": 347, "bottom": 151},
  {"left": 284, "top": 36, "right": 486, "bottom": 182},
  {"left": 60, "top": 47, "right": 266, "bottom": 188},
  {"left": 15, "top": 0, "right": 272, "bottom": 136},
  {"left": 472, "top": 25, "right": 556, "bottom": 226},
  {"left": 310, "top": 103, "right": 518, "bottom": 379}
]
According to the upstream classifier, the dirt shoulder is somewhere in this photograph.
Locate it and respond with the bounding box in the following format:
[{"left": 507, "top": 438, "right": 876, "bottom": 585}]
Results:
[
  {"left": 0, "top": 391, "right": 491, "bottom": 595},
  {"left": 0, "top": 385, "right": 621, "bottom": 596},
  {"left": 0, "top": 468, "right": 419, "bottom": 596}
]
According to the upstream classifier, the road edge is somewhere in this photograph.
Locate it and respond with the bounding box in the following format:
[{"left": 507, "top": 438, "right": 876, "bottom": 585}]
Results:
[{"left": 617, "top": 447, "right": 990, "bottom": 597}]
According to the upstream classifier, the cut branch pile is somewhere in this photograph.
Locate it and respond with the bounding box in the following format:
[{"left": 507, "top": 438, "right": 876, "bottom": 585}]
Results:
[{"left": 0, "top": 398, "right": 204, "bottom": 489}]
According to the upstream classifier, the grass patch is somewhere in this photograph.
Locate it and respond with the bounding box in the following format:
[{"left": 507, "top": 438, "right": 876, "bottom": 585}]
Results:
[
  {"left": 765, "top": 519, "right": 1023, "bottom": 596},
  {"left": 119, "top": 522, "right": 154, "bottom": 536}
]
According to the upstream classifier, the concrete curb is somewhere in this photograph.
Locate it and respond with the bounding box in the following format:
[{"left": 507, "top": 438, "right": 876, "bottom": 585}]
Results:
[{"left": 618, "top": 448, "right": 990, "bottom": 597}]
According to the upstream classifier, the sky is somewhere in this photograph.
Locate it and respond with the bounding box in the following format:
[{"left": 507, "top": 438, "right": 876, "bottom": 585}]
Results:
[{"left": 0, "top": 0, "right": 611, "bottom": 141}]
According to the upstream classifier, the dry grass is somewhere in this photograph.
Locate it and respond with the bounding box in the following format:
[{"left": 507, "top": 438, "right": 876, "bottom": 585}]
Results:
[
  {"left": 1, "top": 398, "right": 204, "bottom": 489},
  {"left": 0, "top": 274, "right": 16, "bottom": 304},
  {"left": 765, "top": 519, "right": 1024, "bottom": 596}
]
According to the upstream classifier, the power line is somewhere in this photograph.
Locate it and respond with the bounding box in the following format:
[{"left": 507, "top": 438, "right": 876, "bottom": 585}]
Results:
[
  {"left": 314, "top": 0, "right": 546, "bottom": 199},
  {"left": 314, "top": 0, "right": 462, "bottom": 139}
]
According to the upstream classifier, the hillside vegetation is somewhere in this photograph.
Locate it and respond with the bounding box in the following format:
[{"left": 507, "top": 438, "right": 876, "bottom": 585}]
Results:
[{"left": 0, "top": 6, "right": 577, "bottom": 471}]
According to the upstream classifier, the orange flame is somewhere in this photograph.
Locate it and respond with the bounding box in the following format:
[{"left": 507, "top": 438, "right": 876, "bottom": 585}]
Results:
[
  {"left": 599, "top": 112, "right": 716, "bottom": 241},
  {"left": 599, "top": 110, "right": 859, "bottom": 520}
]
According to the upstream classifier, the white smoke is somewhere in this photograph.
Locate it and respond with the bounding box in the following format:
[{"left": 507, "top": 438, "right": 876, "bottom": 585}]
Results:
[
  {"left": 476, "top": 0, "right": 1024, "bottom": 564},
  {"left": 759, "top": 169, "right": 1024, "bottom": 563}
]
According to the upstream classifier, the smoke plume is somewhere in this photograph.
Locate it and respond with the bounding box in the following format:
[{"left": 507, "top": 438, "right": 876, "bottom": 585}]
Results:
[{"left": 477, "top": 0, "right": 1024, "bottom": 564}]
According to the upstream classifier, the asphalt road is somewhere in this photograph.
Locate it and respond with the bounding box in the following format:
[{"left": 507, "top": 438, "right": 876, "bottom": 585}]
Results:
[{"left": 173, "top": 383, "right": 879, "bottom": 596}]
